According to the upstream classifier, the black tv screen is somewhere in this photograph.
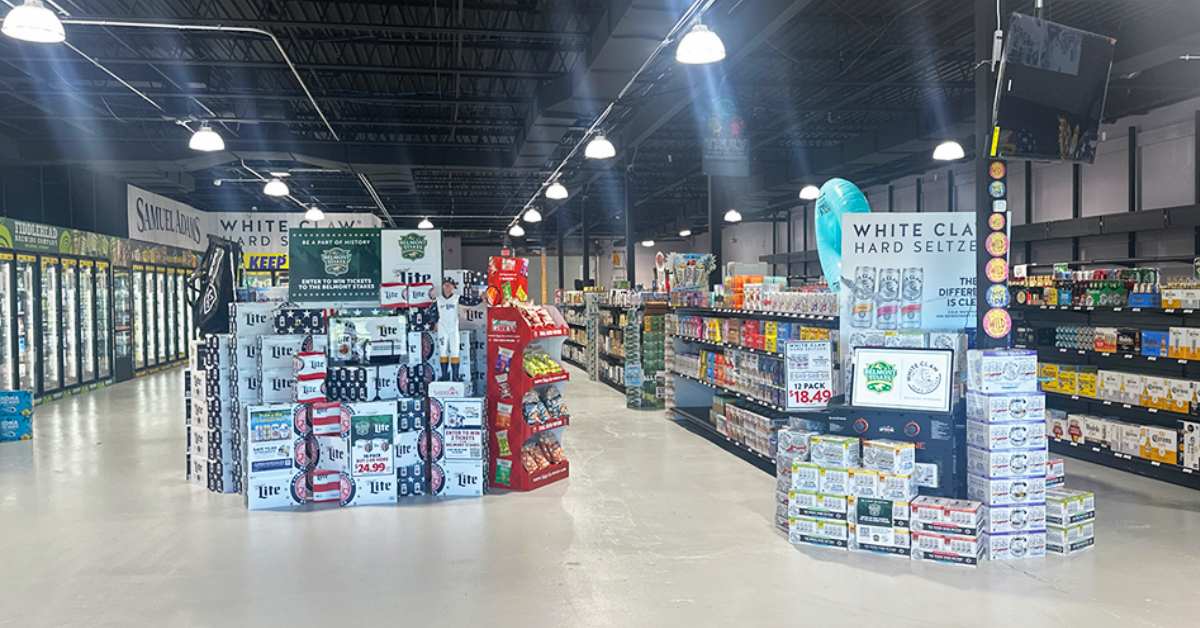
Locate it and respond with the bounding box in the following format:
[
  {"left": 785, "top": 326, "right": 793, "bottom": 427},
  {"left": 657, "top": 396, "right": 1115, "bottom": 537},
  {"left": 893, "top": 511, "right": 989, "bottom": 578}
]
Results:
[{"left": 992, "top": 14, "right": 1116, "bottom": 164}]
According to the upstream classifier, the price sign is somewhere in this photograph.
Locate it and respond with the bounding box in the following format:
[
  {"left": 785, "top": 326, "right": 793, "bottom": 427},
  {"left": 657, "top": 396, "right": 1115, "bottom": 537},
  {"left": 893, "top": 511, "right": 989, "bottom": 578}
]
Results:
[
  {"left": 786, "top": 340, "right": 834, "bottom": 410},
  {"left": 350, "top": 413, "right": 396, "bottom": 477}
]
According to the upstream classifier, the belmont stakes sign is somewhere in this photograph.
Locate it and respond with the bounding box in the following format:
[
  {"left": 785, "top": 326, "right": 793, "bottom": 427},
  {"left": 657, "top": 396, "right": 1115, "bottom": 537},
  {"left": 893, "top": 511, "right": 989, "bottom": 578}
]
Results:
[{"left": 288, "top": 228, "right": 381, "bottom": 303}]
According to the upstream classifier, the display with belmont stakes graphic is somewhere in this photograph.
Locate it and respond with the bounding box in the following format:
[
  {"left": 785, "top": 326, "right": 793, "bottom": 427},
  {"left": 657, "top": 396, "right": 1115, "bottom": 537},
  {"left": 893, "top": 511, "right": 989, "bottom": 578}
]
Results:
[
  {"left": 380, "top": 229, "right": 443, "bottom": 309},
  {"left": 288, "top": 228, "right": 381, "bottom": 303}
]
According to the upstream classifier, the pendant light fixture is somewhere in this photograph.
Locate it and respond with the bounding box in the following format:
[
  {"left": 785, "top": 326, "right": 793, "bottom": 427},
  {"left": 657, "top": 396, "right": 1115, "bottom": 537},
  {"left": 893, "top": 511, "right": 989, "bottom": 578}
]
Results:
[
  {"left": 641, "top": 240, "right": 655, "bottom": 248},
  {"left": 799, "top": 185, "right": 821, "bottom": 201},
  {"left": 679, "top": 228, "right": 692, "bottom": 238},
  {"left": 545, "top": 180, "right": 569, "bottom": 200},
  {"left": 932, "top": 140, "right": 966, "bottom": 161},
  {"left": 304, "top": 205, "right": 325, "bottom": 222},
  {"left": 263, "top": 178, "right": 289, "bottom": 197},
  {"left": 1, "top": 0, "right": 65, "bottom": 44},
  {"left": 585, "top": 133, "right": 616, "bottom": 160},
  {"left": 188, "top": 122, "right": 225, "bottom": 152},
  {"left": 723, "top": 208, "right": 743, "bottom": 223},
  {"left": 509, "top": 224, "right": 526, "bottom": 238},
  {"left": 675, "top": 22, "right": 726, "bottom": 65},
  {"left": 418, "top": 217, "right": 434, "bottom": 230},
  {"left": 523, "top": 208, "right": 543, "bottom": 223}
]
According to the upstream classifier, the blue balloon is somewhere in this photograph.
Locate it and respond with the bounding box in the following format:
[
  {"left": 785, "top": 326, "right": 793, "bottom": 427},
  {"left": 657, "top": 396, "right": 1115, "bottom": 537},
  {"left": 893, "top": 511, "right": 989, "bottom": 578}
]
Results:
[{"left": 814, "top": 178, "right": 872, "bottom": 292}]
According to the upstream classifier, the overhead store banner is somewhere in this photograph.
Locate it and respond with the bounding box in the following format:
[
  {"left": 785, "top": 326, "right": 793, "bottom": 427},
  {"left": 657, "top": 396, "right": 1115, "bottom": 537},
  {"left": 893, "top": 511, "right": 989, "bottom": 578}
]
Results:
[
  {"left": 211, "top": 212, "right": 382, "bottom": 256},
  {"left": 289, "top": 228, "right": 381, "bottom": 303},
  {"left": 127, "top": 185, "right": 207, "bottom": 251},
  {"left": 701, "top": 99, "right": 749, "bottom": 177},
  {"left": 380, "top": 229, "right": 443, "bottom": 308},
  {"left": 839, "top": 212, "right": 977, "bottom": 363}
]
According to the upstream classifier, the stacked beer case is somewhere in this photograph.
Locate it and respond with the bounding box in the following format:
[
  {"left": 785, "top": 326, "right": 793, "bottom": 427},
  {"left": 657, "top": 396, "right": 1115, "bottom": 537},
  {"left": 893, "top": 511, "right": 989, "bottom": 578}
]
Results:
[
  {"left": 965, "top": 349, "right": 1049, "bottom": 560},
  {"left": 1046, "top": 487, "right": 1096, "bottom": 555},
  {"left": 192, "top": 335, "right": 238, "bottom": 494},
  {"left": 774, "top": 426, "right": 818, "bottom": 532}
]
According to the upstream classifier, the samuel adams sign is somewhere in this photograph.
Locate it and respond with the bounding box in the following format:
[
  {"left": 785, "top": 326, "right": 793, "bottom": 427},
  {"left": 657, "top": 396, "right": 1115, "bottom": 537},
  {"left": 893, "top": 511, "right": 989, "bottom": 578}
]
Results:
[{"left": 126, "top": 185, "right": 207, "bottom": 251}]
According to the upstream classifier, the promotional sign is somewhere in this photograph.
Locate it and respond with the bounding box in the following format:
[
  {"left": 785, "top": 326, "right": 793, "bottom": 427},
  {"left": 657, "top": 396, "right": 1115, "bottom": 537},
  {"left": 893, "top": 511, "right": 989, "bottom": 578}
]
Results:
[
  {"left": 839, "top": 212, "right": 977, "bottom": 367},
  {"left": 815, "top": 178, "right": 873, "bottom": 293},
  {"left": 785, "top": 340, "right": 834, "bottom": 409},
  {"left": 289, "top": 228, "right": 381, "bottom": 303},
  {"left": 702, "top": 99, "right": 749, "bottom": 177},
  {"left": 127, "top": 185, "right": 207, "bottom": 251},
  {"left": 209, "top": 211, "right": 382, "bottom": 255},
  {"left": 350, "top": 411, "right": 396, "bottom": 476},
  {"left": 851, "top": 347, "right": 953, "bottom": 413},
  {"left": 244, "top": 253, "right": 289, "bottom": 271},
  {"left": 380, "top": 230, "right": 443, "bottom": 308}
]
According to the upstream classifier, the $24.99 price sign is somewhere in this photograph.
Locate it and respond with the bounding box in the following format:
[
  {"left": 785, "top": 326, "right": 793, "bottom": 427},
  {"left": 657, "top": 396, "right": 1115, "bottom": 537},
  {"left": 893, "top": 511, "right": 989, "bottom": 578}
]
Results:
[
  {"left": 354, "top": 461, "right": 389, "bottom": 475},
  {"left": 785, "top": 340, "right": 834, "bottom": 410}
]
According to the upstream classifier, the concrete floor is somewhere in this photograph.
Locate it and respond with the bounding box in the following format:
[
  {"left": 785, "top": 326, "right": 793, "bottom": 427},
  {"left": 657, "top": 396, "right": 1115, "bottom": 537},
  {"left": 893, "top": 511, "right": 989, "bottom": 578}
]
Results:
[{"left": 2, "top": 366, "right": 1200, "bottom": 627}]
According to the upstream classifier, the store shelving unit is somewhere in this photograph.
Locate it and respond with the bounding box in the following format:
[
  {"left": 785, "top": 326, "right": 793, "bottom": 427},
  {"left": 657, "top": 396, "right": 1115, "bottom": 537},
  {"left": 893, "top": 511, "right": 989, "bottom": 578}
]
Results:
[
  {"left": 1050, "top": 437, "right": 1200, "bottom": 490},
  {"left": 666, "top": 306, "right": 838, "bottom": 472},
  {"left": 486, "top": 305, "right": 572, "bottom": 492}
]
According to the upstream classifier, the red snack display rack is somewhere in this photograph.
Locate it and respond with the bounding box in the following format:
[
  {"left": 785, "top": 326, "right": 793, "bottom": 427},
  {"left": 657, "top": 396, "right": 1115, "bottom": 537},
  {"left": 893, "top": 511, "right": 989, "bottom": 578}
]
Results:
[{"left": 487, "top": 303, "right": 572, "bottom": 491}]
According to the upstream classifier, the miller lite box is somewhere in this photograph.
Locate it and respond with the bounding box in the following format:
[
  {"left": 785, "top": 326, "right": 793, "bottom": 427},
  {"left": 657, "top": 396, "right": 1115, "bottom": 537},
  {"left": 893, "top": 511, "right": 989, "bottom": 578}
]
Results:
[
  {"left": 259, "top": 334, "right": 328, "bottom": 371},
  {"left": 230, "top": 302, "right": 280, "bottom": 337},
  {"left": 345, "top": 401, "right": 398, "bottom": 479},
  {"left": 374, "top": 364, "right": 401, "bottom": 401},
  {"left": 233, "top": 336, "right": 259, "bottom": 371},
  {"left": 260, "top": 368, "right": 296, "bottom": 404},
  {"left": 345, "top": 475, "right": 399, "bottom": 507},
  {"left": 274, "top": 308, "right": 328, "bottom": 335},
  {"left": 245, "top": 471, "right": 307, "bottom": 511},
  {"left": 434, "top": 460, "right": 485, "bottom": 497},
  {"left": 397, "top": 462, "right": 426, "bottom": 497}
]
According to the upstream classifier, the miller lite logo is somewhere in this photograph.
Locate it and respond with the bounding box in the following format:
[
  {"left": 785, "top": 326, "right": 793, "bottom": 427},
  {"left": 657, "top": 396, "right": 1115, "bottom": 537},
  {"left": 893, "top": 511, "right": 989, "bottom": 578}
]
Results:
[
  {"left": 456, "top": 472, "right": 479, "bottom": 488},
  {"left": 257, "top": 484, "right": 281, "bottom": 499},
  {"left": 379, "top": 325, "right": 400, "bottom": 337},
  {"left": 327, "top": 447, "right": 346, "bottom": 462},
  {"left": 245, "top": 312, "right": 269, "bottom": 326},
  {"left": 368, "top": 480, "right": 391, "bottom": 494},
  {"left": 271, "top": 346, "right": 292, "bottom": 359},
  {"left": 270, "top": 378, "right": 291, "bottom": 392}
]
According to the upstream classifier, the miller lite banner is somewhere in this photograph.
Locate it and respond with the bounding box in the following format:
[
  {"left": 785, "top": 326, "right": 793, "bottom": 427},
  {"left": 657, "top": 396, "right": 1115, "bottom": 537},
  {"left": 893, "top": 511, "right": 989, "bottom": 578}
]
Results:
[
  {"left": 380, "top": 229, "right": 443, "bottom": 308},
  {"left": 289, "top": 228, "right": 381, "bottom": 303}
]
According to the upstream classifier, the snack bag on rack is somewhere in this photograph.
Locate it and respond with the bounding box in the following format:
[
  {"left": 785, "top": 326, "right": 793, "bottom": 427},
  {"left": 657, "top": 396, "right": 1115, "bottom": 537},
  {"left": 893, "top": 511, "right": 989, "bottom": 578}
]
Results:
[{"left": 543, "top": 387, "right": 568, "bottom": 419}]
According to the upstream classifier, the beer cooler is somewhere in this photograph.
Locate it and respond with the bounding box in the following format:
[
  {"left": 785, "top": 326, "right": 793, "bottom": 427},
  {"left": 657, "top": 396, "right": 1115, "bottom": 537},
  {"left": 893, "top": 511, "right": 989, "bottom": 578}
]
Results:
[
  {"left": 131, "top": 263, "right": 191, "bottom": 375},
  {"left": 0, "top": 252, "right": 13, "bottom": 390},
  {"left": 113, "top": 269, "right": 134, "bottom": 383}
]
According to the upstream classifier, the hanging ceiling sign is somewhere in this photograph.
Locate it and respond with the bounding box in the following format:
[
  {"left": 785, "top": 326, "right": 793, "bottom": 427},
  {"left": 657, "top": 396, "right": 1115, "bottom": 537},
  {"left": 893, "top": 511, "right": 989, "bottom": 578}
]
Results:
[
  {"left": 127, "top": 185, "right": 208, "bottom": 251},
  {"left": 701, "top": 99, "right": 749, "bottom": 177},
  {"left": 288, "top": 228, "right": 381, "bottom": 303}
]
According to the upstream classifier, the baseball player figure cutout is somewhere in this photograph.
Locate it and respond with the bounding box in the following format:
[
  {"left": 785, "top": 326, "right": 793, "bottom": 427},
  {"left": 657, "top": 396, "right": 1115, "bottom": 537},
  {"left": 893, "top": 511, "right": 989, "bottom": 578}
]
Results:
[{"left": 436, "top": 276, "right": 462, "bottom": 381}]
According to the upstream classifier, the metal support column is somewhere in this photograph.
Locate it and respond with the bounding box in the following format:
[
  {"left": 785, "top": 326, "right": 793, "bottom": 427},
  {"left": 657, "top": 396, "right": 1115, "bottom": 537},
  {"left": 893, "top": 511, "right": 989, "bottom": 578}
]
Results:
[
  {"left": 582, "top": 202, "right": 591, "bottom": 285},
  {"left": 707, "top": 176, "right": 724, "bottom": 289},
  {"left": 1080, "top": 163, "right": 1089, "bottom": 261},
  {"left": 974, "top": 0, "right": 1002, "bottom": 347},
  {"left": 915, "top": 177, "right": 924, "bottom": 212},
  {"left": 947, "top": 169, "right": 956, "bottom": 211},
  {"left": 786, "top": 206, "right": 794, "bottom": 281},
  {"left": 1024, "top": 161, "right": 1033, "bottom": 263},
  {"left": 624, "top": 166, "right": 636, "bottom": 287},
  {"left": 771, "top": 215, "right": 779, "bottom": 276},
  {"left": 1128, "top": 126, "right": 1138, "bottom": 258},
  {"left": 557, "top": 218, "right": 565, "bottom": 291},
  {"left": 887, "top": 185, "right": 894, "bottom": 212},
  {"left": 802, "top": 204, "right": 810, "bottom": 279}
]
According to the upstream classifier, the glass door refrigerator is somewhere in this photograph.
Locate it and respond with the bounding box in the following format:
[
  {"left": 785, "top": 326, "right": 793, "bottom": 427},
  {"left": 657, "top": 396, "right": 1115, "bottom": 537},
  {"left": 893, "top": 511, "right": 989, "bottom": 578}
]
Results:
[
  {"left": 164, "top": 268, "right": 176, "bottom": 362},
  {"left": 113, "top": 268, "right": 133, "bottom": 382},
  {"left": 175, "top": 270, "right": 187, "bottom": 361},
  {"left": 155, "top": 269, "right": 167, "bottom": 365},
  {"left": 38, "top": 255, "right": 62, "bottom": 396},
  {"left": 79, "top": 260, "right": 96, "bottom": 385},
  {"left": 15, "top": 254, "right": 36, "bottom": 392},
  {"left": 0, "top": 252, "right": 13, "bottom": 390},
  {"left": 132, "top": 265, "right": 145, "bottom": 371},
  {"left": 61, "top": 258, "right": 80, "bottom": 390},
  {"left": 96, "top": 261, "right": 112, "bottom": 381}
]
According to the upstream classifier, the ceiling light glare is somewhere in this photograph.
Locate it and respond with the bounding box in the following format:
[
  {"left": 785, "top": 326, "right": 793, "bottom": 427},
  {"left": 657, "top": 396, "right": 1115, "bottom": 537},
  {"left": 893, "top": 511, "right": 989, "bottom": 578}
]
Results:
[
  {"left": 188, "top": 122, "right": 225, "bottom": 152},
  {"left": 799, "top": 185, "right": 821, "bottom": 201},
  {"left": 263, "top": 178, "right": 289, "bottom": 197},
  {"left": 2, "top": 1, "right": 65, "bottom": 44},
  {"left": 932, "top": 140, "right": 966, "bottom": 161},
  {"left": 641, "top": 240, "right": 655, "bottom": 248},
  {"left": 418, "top": 217, "right": 434, "bottom": 230},
  {"left": 675, "top": 22, "right": 726, "bottom": 65},
  {"left": 523, "top": 208, "right": 543, "bottom": 223},
  {"left": 723, "top": 208, "right": 743, "bottom": 223},
  {"left": 545, "top": 181, "right": 569, "bottom": 200},
  {"left": 678, "top": 228, "right": 692, "bottom": 238},
  {"left": 304, "top": 206, "right": 325, "bottom": 221},
  {"left": 509, "top": 224, "right": 527, "bottom": 238},
  {"left": 585, "top": 133, "right": 616, "bottom": 160}
]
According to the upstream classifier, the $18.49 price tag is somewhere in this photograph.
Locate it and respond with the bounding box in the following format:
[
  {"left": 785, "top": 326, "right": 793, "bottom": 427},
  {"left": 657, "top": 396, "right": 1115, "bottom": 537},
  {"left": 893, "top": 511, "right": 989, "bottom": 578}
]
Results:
[{"left": 786, "top": 340, "right": 834, "bottom": 410}]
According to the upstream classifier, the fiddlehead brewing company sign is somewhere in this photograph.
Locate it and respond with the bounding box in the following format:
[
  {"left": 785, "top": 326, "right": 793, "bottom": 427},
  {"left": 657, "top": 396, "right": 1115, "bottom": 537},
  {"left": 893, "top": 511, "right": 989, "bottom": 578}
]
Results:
[{"left": 289, "top": 228, "right": 381, "bottom": 302}]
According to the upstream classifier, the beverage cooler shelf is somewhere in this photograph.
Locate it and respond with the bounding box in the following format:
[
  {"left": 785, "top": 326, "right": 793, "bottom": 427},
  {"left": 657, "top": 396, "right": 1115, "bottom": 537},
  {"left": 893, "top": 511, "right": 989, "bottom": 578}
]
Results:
[{"left": 1050, "top": 438, "right": 1200, "bottom": 490}]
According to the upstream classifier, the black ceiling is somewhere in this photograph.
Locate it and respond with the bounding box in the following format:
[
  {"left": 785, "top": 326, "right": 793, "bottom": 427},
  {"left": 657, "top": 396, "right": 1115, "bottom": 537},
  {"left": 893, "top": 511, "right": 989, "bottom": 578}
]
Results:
[{"left": 0, "top": 0, "right": 1197, "bottom": 246}]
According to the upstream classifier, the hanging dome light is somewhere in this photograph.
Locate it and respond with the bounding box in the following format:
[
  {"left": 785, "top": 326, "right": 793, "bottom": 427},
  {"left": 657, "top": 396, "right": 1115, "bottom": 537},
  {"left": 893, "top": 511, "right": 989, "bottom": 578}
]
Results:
[
  {"left": 723, "top": 208, "right": 743, "bottom": 223},
  {"left": 523, "top": 208, "right": 543, "bottom": 223},
  {"left": 188, "top": 122, "right": 225, "bottom": 152},
  {"left": 932, "top": 140, "right": 966, "bottom": 161},
  {"left": 2, "top": 0, "right": 65, "bottom": 44},
  {"left": 545, "top": 180, "right": 569, "bottom": 200},
  {"left": 799, "top": 185, "right": 821, "bottom": 201},
  {"left": 263, "top": 178, "right": 289, "bottom": 197},
  {"left": 304, "top": 206, "right": 325, "bottom": 222},
  {"left": 585, "top": 133, "right": 616, "bottom": 160},
  {"left": 679, "top": 228, "right": 692, "bottom": 238},
  {"left": 641, "top": 240, "right": 655, "bottom": 248},
  {"left": 675, "top": 22, "right": 726, "bottom": 65},
  {"left": 418, "top": 217, "right": 434, "bottom": 230},
  {"left": 509, "top": 224, "right": 526, "bottom": 238}
]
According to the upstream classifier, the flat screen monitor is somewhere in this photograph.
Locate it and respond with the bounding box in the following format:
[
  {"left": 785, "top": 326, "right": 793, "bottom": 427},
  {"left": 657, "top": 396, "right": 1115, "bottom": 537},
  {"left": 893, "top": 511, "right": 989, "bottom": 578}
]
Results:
[{"left": 992, "top": 13, "right": 1116, "bottom": 164}]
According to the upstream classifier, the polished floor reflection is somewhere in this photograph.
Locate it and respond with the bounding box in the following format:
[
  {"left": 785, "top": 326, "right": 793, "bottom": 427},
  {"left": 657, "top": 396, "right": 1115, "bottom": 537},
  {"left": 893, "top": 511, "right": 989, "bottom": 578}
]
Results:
[{"left": 1, "top": 367, "right": 1198, "bottom": 627}]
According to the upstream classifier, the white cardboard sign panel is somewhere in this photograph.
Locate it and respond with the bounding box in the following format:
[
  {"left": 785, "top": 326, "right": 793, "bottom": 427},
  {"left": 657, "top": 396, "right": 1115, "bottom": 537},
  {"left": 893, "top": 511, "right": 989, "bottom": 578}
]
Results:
[{"left": 851, "top": 347, "right": 954, "bottom": 413}]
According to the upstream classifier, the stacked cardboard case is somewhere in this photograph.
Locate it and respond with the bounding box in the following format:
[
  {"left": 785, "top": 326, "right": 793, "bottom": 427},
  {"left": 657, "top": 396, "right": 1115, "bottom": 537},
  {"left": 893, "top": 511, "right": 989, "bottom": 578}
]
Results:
[
  {"left": 965, "top": 349, "right": 1048, "bottom": 560},
  {"left": 1046, "top": 487, "right": 1096, "bottom": 555},
  {"left": 190, "top": 335, "right": 239, "bottom": 494},
  {"left": 788, "top": 434, "right": 919, "bottom": 555}
]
